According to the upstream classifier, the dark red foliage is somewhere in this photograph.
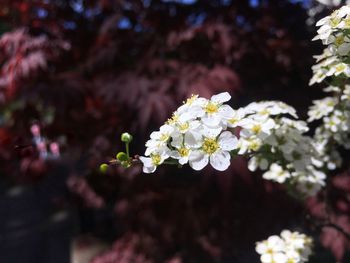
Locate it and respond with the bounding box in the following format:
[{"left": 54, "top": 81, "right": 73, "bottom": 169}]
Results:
[
  {"left": 307, "top": 171, "right": 350, "bottom": 261},
  {"left": 1, "top": 0, "right": 350, "bottom": 262}
]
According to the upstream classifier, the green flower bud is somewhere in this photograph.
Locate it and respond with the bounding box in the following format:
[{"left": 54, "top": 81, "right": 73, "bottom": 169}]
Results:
[
  {"left": 121, "top": 132, "right": 133, "bottom": 143},
  {"left": 99, "top": 163, "right": 109, "bottom": 173},
  {"left": 116, "top": 152, "right": 129, "bottom": 162},
  {"left": 121, "top": 161, "right": 131, "bottom": 168}
]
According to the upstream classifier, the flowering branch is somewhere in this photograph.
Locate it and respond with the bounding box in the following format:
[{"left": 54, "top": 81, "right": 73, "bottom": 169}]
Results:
[{"left": 99, "top": 4, "right": 350, "bottom": 262}]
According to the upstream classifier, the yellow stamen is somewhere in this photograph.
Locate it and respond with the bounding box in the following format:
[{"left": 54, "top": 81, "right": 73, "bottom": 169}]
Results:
[
  {"left": 178, "top": 147, "right": 189, "bottom": 157},
  {"left": 229, "top": 118, "right": 238, "bottom": 125},
  {"left": 248, "top": 139, "right": 261, "bottom": 151},
  {"left": 184, "top": 94, "right": 199, "bottom": 105},
  {"left": 202, "top": 138, "right": 219, "bottom": 154},
  {"left": 151, "top": 154, "right": 161, "bottom": 165},
  {"left": 205, "top": 102, "right": 218, "bottom": 114},
  {"left": 330, "top": 17, "right": 341, "bottom": 27},
  {"left": 335, "top": 64, "right": 346, "bottom": 72},
  {"left": 345, "top": 17, "right": 350, "bottom": 27},
  {"left": 335, "top": 35, "right": 345, "bottom": 47},
  {"left": 159, "top": 133, "right": 169, "bottom": 142},
  {"left": 251, "top": 124, "right": 262, "bottom": 134},
  {"left": 178, "top": 122, "right": 189, "bottom": 132},
  {"left": 166, "top": 113, "right": 179, "bottom": 125}
]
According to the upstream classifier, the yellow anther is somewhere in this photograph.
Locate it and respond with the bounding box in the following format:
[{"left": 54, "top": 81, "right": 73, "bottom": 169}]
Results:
[{"left": 202, "top": 138, "right": 219, "bottom": 154}]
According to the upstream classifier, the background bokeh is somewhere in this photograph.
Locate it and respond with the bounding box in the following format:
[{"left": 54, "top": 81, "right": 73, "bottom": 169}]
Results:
[{"left": 0, "top": 1, "right": 350, "bottom": 262}]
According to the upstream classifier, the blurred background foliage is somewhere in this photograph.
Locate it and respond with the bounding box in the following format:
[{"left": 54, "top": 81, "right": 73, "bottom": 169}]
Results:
[{"left": 0, "top": 0, "right": 350, "bottom": 262}]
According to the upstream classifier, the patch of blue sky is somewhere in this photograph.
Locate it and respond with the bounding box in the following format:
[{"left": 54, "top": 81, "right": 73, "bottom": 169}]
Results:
[
  {"left": 161, "top": 0, "right": 197, "bottom": 4},
  {"left": 118, "top": 17, "right": 133, "bottom": 29},
  {"left": 70, "top": 0, "right": 84, "bottom": 13},
  {"left": 249, "top": 0, "right": 259, "bottom": 8},
  {"left": 63, "top": 21, "right": 77, "bottom": 30},
  {"left": 289, "top": 0, "right": 312, "bottom": 8},
  {"left": 37, "top": 8, "right": 48, "bottom": 19},
  {"left": 187, "top": 13, "right": 207, "bottom": 26}
]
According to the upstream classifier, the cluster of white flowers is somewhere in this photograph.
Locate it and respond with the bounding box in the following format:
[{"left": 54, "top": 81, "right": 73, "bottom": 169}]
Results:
[
  {"left": 308, "top": 85, "right": 350, "bottom": 170},
  {"left": 309, "top": 48, "right": 350, "bottom": 85},
  {"left": 255, "top": 230, "right": 313, "bottom": 263},
  {"left": 242, "top": 102, "right": 326, "bottom": 196},
  {"left": 309, "top": 6, "right": 350, "bottom": 172},
  {"left": 314, "top": 5, "right": 350, "bottom": 56},
  {"left": 140, "top": 93, "right": 238, "bottom": 173},
  {"left": 140, "top": 93, "right": 326, "bottom": 196},
  {"left": 310, "top": 6, "right": 350, "bottom": 85}
]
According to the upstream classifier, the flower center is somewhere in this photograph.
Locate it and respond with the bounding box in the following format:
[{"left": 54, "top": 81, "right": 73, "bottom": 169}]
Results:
[
  {"left": 151, "top": 154, "right": 161, "bottom": 165},
  {"left": 259, "top": 109, "right": 270, "bottom": 115},
  {"left": 330, "top": 17, "right": 341, "bottom": 27},
  {"left": 229, "top": 117, "right": 239, "bottom": 125},
  {"left": 202, "top": 138, "right": 219, "bottom": 154},
  {"left": 335, "top": 64, "right": 346, "bottom": 72},
  {"left": 205, "top": 102, "right": 218, "bottom": 114},
  {"left": 248, "top": 139, "right": 261, "bottom": 151},
  {"left": 326, "top": 100, "right": 336, "bottom": 106},
  {"left": 251, "top": 124, "right": 262, "bottom": 134},
  {"left": 335, "top": 35, "right": 345, "bottom": 46},
  {"left": 345, "top": 17, "right": 350, "bottom": 27},
  {"left": 159, "top": 133, "right": 170, "bottom": 142},
  {"left": 166, "top": 113, "right": 179, "bottom": 125},
  {"left": 178, "top": 122, "right": 189, "bottom": 132},
  {"left": 178, "top": 147, "right": 189, "bottom": 157}
]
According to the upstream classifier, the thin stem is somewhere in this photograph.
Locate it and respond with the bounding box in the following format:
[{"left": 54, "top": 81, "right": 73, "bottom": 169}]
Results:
[{"left": 125, "top": 142, "right": 130, "bottom": 158}]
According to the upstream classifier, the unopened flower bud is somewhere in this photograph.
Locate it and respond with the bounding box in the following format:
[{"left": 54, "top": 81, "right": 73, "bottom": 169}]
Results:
[
  {"left": 121, "top": 161, "right": 131, "bottom": 168},
  {"left": 116, "top": 152, "right": 128, "bottom": 162},
  {"left": 121, "top": 132, "right": 133, "bottom": 143},
  {"left": 99, "top": 163, "right": 109, "bottom": 173}
]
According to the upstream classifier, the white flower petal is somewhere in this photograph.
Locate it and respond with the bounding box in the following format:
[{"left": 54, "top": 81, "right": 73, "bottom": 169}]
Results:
[
  {"left": 200, "top": 126, "right": 222, "bottom": 138},
  {"left": 273, "top": 253, "right": 287, "bottom": 263},
  {"left": 170, "top": 134, "right": 183, "bottom": 148},
  {"left": 189, "top": 150, "right": 209, "bottom": 170},
  {"left": 184, "top": 131, "right": 202, "bottom": 148},
  {"left": 210, "top": 150, "right": 231, "bottom": 171},
  {"left": 179, "top": 106, "right": 204, "bottom": 122},
  {"left": 139, "top": 157, "right": 156, "bottom": 173},
  {"left": 218, "top": 105, "right": 235, "bottom": 118},
  {"left": 261, "top": 254, "right": 273, "bottom": 263},
  {"left": 256, "top": 242, "right": 268, "bottom": 254},
  {"left": 201, "top": 115, "right": 221, "bottom": 127},
  {"left": 211, "top": 92, "right": 231, "bottom": 104},
  {"left": 248, "top": 157, "right": 258, "bottom": 172},
  {"left": 179, "top": 157, "right": 189, "bottom": 165},
  {"left": 218, "top": 131, "right": 238, "bottom": 151}
]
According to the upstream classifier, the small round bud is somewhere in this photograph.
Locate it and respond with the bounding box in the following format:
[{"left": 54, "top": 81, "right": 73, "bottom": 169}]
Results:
[
  {"left": 99, "top": 163, "right": 109, "bottom": 173},
  {"left": 121, "top": 132, "right": 133, "bottom": 143},
  {"left": 121, "top": 161, "right": 131, "bottom": 168},
  {"left": 116, "top": 152, "right": 128, "bottom": 162}
]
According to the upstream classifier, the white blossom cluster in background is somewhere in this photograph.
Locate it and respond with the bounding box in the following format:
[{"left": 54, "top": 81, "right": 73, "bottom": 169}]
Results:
[
  {"left": 308, "top": 85, "right": 350, "bottom": 170},
  {"left": 255, "top": 230, "right": 313, "bottom": 263},
  {"left": 315, "top": 0, "right": 345, "bottom": 6},
  {"left": 241, "top": 102, "right": 325, "bottom": 196},
  {"left": 309, "top": 48, "right": 350, "bottom": 85},
  {"left": 140, "top": 92, "right": 326, "bottom": 196},
  {"left": 314, "top": 5, "right": 350, "bottom": 56},
  {"left": 310, "top": 5, "right": 350, "bottom": 173},
  {"left": 310, "top": 5, "right": 350, "bottom": 85}
]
